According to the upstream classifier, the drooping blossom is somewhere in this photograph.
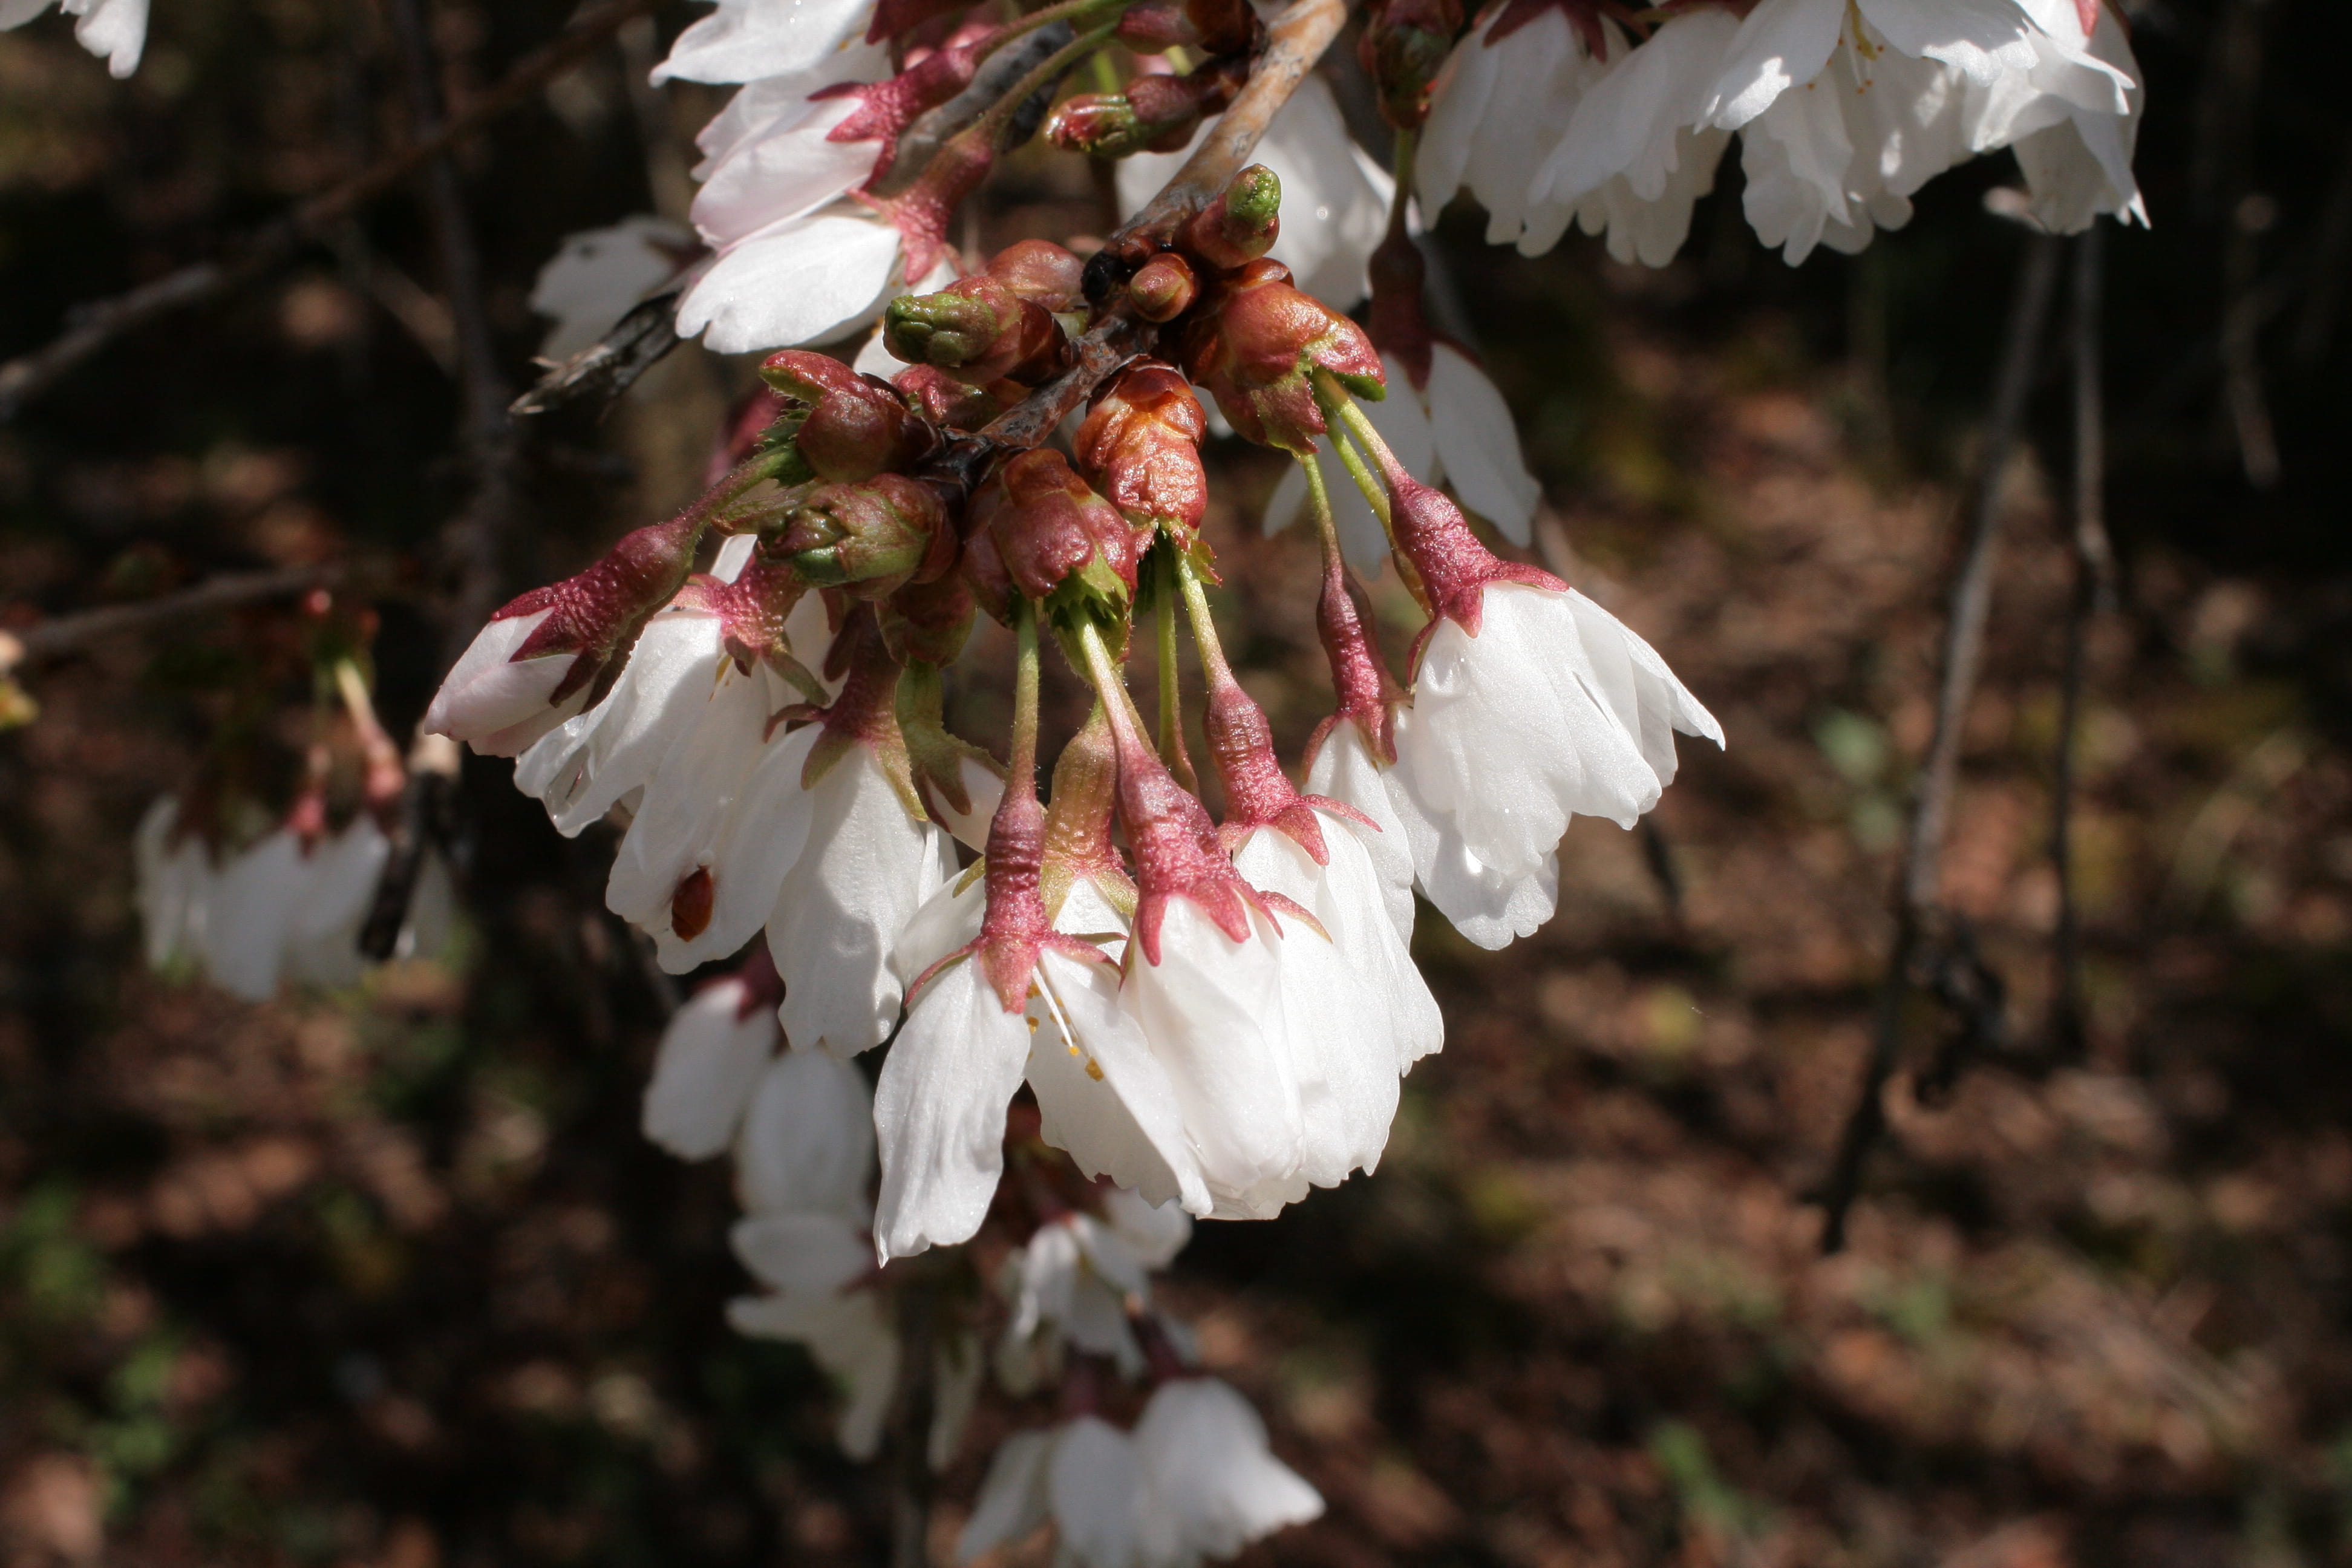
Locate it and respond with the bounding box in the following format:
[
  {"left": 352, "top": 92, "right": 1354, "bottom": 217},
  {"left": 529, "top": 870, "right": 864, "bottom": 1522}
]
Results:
[
  {"left": 1265, "top": 342, "right": 1541, "bottom": 572},
  {"left": 2, "top": 0, "right": 149, "bottom": 78},
  {"left": 955, "top": 1380, "right": 1322, "bottom": 1567}
]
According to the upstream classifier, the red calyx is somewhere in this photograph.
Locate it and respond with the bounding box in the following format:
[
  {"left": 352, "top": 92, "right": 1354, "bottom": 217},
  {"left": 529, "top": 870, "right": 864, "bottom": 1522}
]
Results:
[
  {"left": 1366, "top": 229, "right": 1434, "bottom": 391},
  {"left": 1198, "top": 673, "right": 1364, "bottom": 863},
  {"left": 857, "top": 132, "right": 995, "bottom": 288},
  {"left": 1307, "top": 556, "right": 1404, "bottom": 765},
  {"left": 817, "top": 23, "right": 999, "bottom": 182},
  {"left": 1375, "top": 448, "right": 1563, "bottom": 662},
  {"left": 1105, "top": 711, "right": 1266, "bottom": 967},
  {"left": 503, "top": 507, "right": 707, "bottom": 707},
  {"left": 866, "top": 0, "right": 969, "bottom": 45}
]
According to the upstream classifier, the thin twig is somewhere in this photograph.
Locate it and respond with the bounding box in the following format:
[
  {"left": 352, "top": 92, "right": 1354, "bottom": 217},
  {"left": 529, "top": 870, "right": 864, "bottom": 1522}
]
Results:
[
  {"left": 1122, "top": 0, "right": 1351, "bottom": 244},
  {"left": 2050, "top": 227, "right": 2115, "bottom": 1060},
  {"left": 935, "top": 0, "right": 1349, "bottom": 477},
  {"left": 1818, "top": 232, "right": 2063, "bottom": 1255},
  {"left": 0, "top": 0, "right": 671, "bottom": 422},
  {"left": 11, "top": 565, "right": 342, "bottom": 665},
  {"left": 368, "top": 0, "right": 528, "bottom": 959}
]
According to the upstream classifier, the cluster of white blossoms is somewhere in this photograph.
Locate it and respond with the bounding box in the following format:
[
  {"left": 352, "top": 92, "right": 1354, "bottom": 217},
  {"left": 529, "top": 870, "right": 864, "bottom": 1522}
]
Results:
[
  {"left": 137, "top": 659, "right": 452, "bottom": 1002},
  {"left": 1420, "top": 0, "right": 2144, "bottom": 266},
  {"left": 644, "top": 955, "right": 1325, "bottom": 1563},
  {"left": 106, "top": 0, "right": 2147, "bottom": 1548}
]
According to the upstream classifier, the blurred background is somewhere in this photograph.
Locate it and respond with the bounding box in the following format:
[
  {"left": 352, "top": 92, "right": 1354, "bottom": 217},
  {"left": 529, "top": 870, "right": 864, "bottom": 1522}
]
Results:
[{"left": 4, "top": 0, "right": 2352, "bottom": 1561}]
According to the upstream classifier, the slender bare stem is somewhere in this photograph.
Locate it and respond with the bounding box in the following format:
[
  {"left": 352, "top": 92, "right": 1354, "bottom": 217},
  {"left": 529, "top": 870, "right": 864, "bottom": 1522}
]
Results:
[
  {"left": 1011, "top": 597, "right": 1043, "bottom": 796},
  {"left": 10, "top": 565, "right": 345, "bottom": 666},
  {"left": 1819, "top": 232, "right": 2063, "bottom": 1255},
  {"left": 0, "top": 0, "right": 671, "bottom": 422},
  {"left": 1155, "top": 589, "right": 1198, "bottom": 793}
]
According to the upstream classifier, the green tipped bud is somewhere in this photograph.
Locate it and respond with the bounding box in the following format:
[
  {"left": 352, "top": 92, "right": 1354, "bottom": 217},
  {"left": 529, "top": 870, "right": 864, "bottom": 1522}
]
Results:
[
  {"left": 883, "top": 284, "right": 1014, "bottom": 370},
  {"left": 780, "top": 474, "right": 947, "bottom": 599},
  {"left": 1179, "top": 165, "right": 1282, "bottom": 271}
]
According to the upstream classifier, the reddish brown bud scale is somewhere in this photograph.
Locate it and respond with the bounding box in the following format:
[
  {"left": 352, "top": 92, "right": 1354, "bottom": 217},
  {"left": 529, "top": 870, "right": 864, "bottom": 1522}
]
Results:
[
  {"left": 1073, "top": 363, "right": 1209, "bottom": 540},
  {"left": 879, "top": 573, "right": 977, "bottom": 667},
  {"left": 884, "top": 275, "right": 1073, "bottom": 385},
  {"left": 1113, "top": 0, "right": 1256, "bottom": 56},
  {"left": 782, "top": 473, "right": 951, "bottom": 599},
  {"left": 982, "top": 239, "right": 1087, "bottom": 310}
]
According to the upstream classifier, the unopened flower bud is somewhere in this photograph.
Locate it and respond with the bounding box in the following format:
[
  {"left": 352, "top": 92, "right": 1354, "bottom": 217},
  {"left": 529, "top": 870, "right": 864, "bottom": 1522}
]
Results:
[
  {"left": 783, "top": 474, "right": 950, "bottom": 598},
  {"left": 1045, "top": 66, "right": 1240, "bottom": 159},
  {"left": 884, "top": 275, "right": 1072, "bottom": 384},
  {"left": 982, "top": 238, "right": 1087, "bottom": 311},
  {"left": 892, "top": 365, "right": 1011, "bottom": 431},
  {"left": 1074, "top": 363, "right": 1208, "bottom": 541},
  {"left": 1178, "top": 164, "right": 1281, "bottom": 272},
  {"left": 963, "top": 449, "right": 1145, "bottom": 622},
  {"left": 1127, "top": 252, "right": 1198, "bottom": 322},
  {"left": 1181, "top": 258, "right": 1385, "bottom": 454},
  {"left": 758, "top": 350, "right": 932, "bottom": 481},
  {"left": 1358, "top": 0, "right": 1462, "bottom": 129}
]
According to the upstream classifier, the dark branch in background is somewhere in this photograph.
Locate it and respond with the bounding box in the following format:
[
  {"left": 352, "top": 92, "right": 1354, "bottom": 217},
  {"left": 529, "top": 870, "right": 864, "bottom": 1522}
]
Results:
[
  {"left": 2050, "top": 228, "right": 2117, "bottom": 1062},
  {"left": 7, "top": 566, "right": 344, "bottom": 665},
  {"left": 0, "top": 0, "right": 671, "bottom": 423},
  {"left": 889, "top": 1275, "right": 940, "bottom": 1568},
  {"left": 359, "top": 0, "right": 528, "bottom": 962},
  {"left": 511, "top": 290, "right": 685, "bottom": 416},
  {"left": 1817, "top": 232, "right": 2064, "bottom": 1255}
]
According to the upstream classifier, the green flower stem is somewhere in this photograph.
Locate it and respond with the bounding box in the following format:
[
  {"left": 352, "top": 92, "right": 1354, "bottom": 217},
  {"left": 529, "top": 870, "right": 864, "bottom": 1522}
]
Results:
[
  {"left": 1154, "top": 586, "right": 1198, "bottom": 792},
  {"left": 1010, "top": 596, "right": 1042, "bottom": 798}
]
